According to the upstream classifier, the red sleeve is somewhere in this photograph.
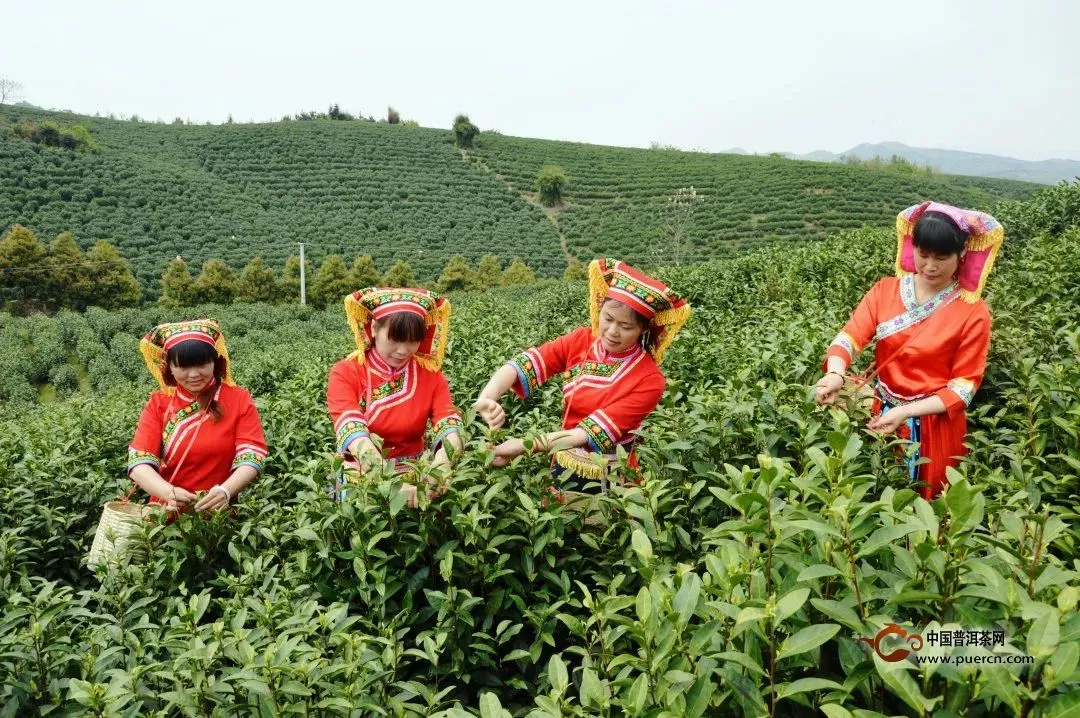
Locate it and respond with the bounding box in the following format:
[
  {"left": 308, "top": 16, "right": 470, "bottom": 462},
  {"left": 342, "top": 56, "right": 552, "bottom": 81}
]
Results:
[
  {"left": 429, "top": 371, "right": 463, "bottom": 450},
  {"left": 579, "top": 373, "right": 666, "bottom": 453},
  {"left": 824, "top": 279, "right": 886, "bottom": 371},
  {"left": 231, "top": 389, "right": 268, "bottom": 473},
  {"left": 327, "top": 359, "right": 369, "bottom": 454},
  {"left": 508, "top": 326, "right": 592, "bottom": 399},
  {"left": 127, "top": 392, "right": 166, "bottom": 473},
  {"left": 933, "top": 303, "right": 991, "bottom": 419},
  {"left": 127, "top": 393, "right": 167, "bottom": 470}
]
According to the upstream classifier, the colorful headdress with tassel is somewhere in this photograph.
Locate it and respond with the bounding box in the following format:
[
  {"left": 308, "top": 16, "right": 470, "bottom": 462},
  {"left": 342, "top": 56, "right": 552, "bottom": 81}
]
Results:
[
  {"left": 139, "top": 319, "right": 233, "bottom": 393},
  {"left": 344, "top": 287, "right": 451, "bottom": 372},
  {"left": 896, "top": 201, "right": 1004, "bottom": 303},
  {"left": 587, "top": 258, "right": 691, "bottom": 365}
]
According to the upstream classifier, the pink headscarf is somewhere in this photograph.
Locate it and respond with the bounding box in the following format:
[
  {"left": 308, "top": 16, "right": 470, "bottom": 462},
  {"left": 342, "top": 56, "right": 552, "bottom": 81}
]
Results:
[{"left": 895, "top": 201, "right": 1004, "bottom": 303}]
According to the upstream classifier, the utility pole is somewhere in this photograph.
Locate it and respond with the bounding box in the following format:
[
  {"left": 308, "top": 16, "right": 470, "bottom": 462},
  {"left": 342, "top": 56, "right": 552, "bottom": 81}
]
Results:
[{"left": 299, "top": 242, "right": 307, "bottom": 305}]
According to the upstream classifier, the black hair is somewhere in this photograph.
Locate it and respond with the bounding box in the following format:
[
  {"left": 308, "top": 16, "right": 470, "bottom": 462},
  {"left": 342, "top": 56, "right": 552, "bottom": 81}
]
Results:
[
  {"left": 374, "top": 312, "right": 426, "bottom": 343},
  {"left": 602, "top": 298, "right": 654, "bottom": 351},
  {"left": 166, "top": 338, "right": 218, "bottom": 368},
  {"left": 164, "top": 339, "right": 225, "bottom": 419},
  {"left": 913, "top": 211, "right": 967, "bottom": 256}
]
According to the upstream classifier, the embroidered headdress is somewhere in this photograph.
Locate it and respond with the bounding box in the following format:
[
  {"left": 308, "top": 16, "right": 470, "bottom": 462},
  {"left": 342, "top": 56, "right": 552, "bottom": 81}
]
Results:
[
  {"left": 344, "top": 287, "right": 451, "bottom": 372},
  {"left": 896, "top": 201, "right": 1004, "bottom": 303},
  {"left": 139, "top": 319, "right": 233, "bottom": 394},
  {"left": 587, "top": 258, "right": 691, "bottom": 365}
]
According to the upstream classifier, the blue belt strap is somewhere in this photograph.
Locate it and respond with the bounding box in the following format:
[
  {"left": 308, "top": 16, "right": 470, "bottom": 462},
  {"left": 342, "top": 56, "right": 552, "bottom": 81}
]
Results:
[{"left": 879, "top": 403, "right": 922, "bottom": 482}]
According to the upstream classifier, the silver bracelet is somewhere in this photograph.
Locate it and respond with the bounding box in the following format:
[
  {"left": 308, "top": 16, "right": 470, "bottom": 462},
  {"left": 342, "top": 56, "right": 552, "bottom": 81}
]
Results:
[{"left": 211, "top": 484, "right": 231, "bottom": 502}]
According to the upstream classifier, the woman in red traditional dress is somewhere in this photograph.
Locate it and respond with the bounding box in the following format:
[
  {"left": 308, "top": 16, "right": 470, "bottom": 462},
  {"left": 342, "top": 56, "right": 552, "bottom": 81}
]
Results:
[
  {"left": 326, "top": 287, "right": 463, "bottom": 506},
  {"left": 814, "top": 201, "right": 1003, "bottom": 498},
  {"left": 475, "top": 258, "right": 691, "bottom": 484},
  {"left": 128, "top": 320, "right": 268, "bottom": 513}
]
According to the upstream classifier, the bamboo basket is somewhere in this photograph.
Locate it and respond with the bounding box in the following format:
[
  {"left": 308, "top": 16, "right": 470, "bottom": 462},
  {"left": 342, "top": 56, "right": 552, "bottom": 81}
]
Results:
[{"left": 87, "top": 500, "right": 148, "bottom": 569}]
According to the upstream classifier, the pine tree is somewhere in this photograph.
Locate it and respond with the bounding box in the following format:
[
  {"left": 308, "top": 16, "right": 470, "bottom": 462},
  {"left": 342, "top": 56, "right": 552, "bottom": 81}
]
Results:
[
  {"left": 382, "top": 259, "right": 414, "bottom": 288},
  {"left": 0, "top": 224, "right": 47, "bottom": 302},
  {"left": 194, "top": 259, "right": 238, "bottom": 304},
  {"left": 474, "top": 254, "right": 503, "bottom": 289},
  {"left": 312, "top": 254, "right": 353, "bottom": 308},
  {"left": 47, "top": 232, "right": 93, "bottom": 309},
  {"left": 159, "top": 258, "right": 197, "bottom": 307},
  {"left": 236, "top": 257, "right": 278, "bottom": 303},
  {"left": 500, "top": 257, "right": 536, "bottom": 286},
  {"left": 84, "top": 240, "right": 141, "bottom": 308},
  {"left": 436, "top": 255, "right": 479, "bottom": 293},
  {"left": 349, "top": 254, "right": 381, "bottom": 288},
  {"left": 563, "top": 257, "right": 588, "bottom": 281}
]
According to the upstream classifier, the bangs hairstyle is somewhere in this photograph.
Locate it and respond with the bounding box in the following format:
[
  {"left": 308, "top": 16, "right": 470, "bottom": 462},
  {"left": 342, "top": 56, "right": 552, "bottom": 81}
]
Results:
[
  {"left": 164, "top": 338, "right": 225, "bottom": 417},
  {"left": 603, "top": 297, "right": 651, "bottom": 330},
  {"left": 913, "top": 211, "right": 968, "bottom": 256},
  {"left": 375, "top": 312, "right": 426, "bottom": 343},
  {"left": 166, "top": 338, "right": 219, "bottom": 368},
  {"left": 165, "top": 339, "right": 226, "bottom": 386}
]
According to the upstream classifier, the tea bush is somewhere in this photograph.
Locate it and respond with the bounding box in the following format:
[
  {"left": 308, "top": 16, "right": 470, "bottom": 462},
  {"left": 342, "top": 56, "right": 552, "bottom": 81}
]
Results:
[{"left": 1, "top": 186, "right": 1078, "bottom": 715}]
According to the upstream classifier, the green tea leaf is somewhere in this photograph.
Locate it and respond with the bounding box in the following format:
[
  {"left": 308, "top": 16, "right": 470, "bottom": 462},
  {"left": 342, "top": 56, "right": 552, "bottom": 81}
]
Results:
[
  {"left": 776, "top": 677, "right": 844, "bottom": 699},
  {"left": 636, "top": 585, "right": 652, "bottom": 624},
  {"left": 628, "top": 673, "right": 649, "bottom": 714},
  {"left": 673, "top": 573, "right": 702, "bottom": 629},
  {"left": 1045, "top": 690, "right": 1080, "bottom": 718},
  {"left": 478, "top": 692, "right": 511, "bottom": 718},
  {"left": 777, "top": 623, "right": 841, "bottom": 661},
  {"left": 685, "top": 673, "right": 715, "bottom": 717},
  {"left": 797, "top": 564, "right": 843, "bottom": 581},
  {"left": 723, "top": 665, "right": 768, "bottom": 717},
  {"left": 631, "top": 529, "right": 653, "bottom": 562},
  {"left": 873, "top": 656, "right": 938, "bottom": 714},
  {"left": 548, "top": 654, "right": 568, "bottom": 696},
  {"left": 1026, "top": 606, "right": 1060, "bottom": 658},
  {"left": 856, "top": 524, "right": 924, "bottom": 558},
  {"left": 579, "top": 667, "right": 605, "bottom": 708},
  {"left": 774, "top": 588, "right": 810, "bottom": 623}
]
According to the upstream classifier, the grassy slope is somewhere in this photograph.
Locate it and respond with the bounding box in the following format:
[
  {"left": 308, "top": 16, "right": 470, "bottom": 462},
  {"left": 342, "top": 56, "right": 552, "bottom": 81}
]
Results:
[
  {"left": 0, "top": 107, "right": 1040, "bottom": 288},
  {"left": 469, "top": 133, "right": 1039, "bottom": 265}
]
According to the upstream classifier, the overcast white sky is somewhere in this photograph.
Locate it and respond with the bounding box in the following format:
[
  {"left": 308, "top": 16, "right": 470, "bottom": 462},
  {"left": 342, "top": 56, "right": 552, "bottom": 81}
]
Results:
[{"left": 2, "top": 0, "right": 1077, "bottom": 160}]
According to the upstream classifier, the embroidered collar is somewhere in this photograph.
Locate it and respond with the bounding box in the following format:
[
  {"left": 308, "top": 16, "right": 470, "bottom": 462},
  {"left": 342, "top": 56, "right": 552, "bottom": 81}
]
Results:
[
  {"left": 174, "top": 378, "right": 220, "bottom": 405},
  {"left": 564, "top": 341, "right": 647, "bottom": 396},
  {"left": 366, "top": 349, "right": 409, "bottom": 379},
  {"left": 591, "top": 338, "right": 643, "bottom": 364},
  {"left": 362, "top": 356, "right": 417, "bottom": 423},
  {"left": 900, "top": 274, "right": 958, "bottom": 311},
  {"left": 876, "top": 276, "right": 961, "bottom": 341}
]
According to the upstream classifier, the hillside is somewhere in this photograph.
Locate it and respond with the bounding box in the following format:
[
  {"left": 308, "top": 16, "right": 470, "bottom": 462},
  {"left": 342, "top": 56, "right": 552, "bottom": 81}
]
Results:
[
  {"left": 465, "top": 134, "right": 1036, "bottom": 263},
  {"left": 1, "top": 107, "right": 1040, "bottom": 291}
]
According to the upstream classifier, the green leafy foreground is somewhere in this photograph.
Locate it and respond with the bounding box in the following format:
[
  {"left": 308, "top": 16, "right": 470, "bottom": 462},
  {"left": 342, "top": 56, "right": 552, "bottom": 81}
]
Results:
[{"left": 1, "top": 186, "right": 1078, "bottom": 716}]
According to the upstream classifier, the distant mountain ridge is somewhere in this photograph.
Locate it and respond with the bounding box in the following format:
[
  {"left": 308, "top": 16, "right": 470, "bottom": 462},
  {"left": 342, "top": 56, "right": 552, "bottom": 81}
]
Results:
[{"left": 781, "top": 142, "right": 1079, "bottom": 185}]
